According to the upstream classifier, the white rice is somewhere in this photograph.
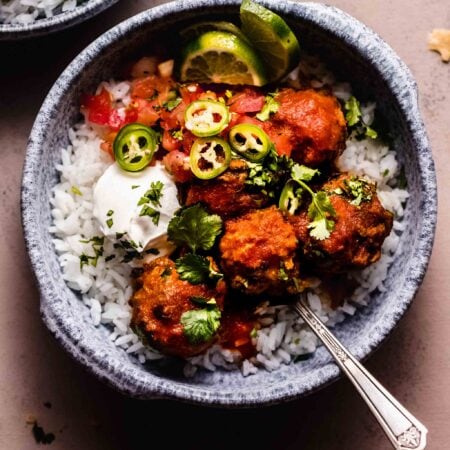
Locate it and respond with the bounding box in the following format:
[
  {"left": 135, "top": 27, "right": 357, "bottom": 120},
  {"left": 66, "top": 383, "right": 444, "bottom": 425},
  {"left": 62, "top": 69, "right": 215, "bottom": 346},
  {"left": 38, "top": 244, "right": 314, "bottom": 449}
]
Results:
[
  {"left": 0, "top": 0, "right": 86, "bottom": 24},
  {"left": 49, "top": 61, "right": 409, "bottom": 377}
]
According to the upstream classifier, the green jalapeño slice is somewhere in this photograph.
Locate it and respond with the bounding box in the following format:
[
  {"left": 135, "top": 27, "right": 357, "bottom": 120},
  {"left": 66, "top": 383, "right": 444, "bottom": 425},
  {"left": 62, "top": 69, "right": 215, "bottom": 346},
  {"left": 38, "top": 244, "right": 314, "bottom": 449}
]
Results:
[
  {"left": 228, "top": 123, "right": 271, "bottom": 162},
  {"left": 190, "top": 137, "right": 231, "bottom": 179},
  {"left": 113, "top": 123, "right": 158, "bottom": 172},
  {"left": 279, "top": 179, "right": 303, "bottom": 215},
  {"left": 185, "top": 100, "right": 230, "bottom": 137}
]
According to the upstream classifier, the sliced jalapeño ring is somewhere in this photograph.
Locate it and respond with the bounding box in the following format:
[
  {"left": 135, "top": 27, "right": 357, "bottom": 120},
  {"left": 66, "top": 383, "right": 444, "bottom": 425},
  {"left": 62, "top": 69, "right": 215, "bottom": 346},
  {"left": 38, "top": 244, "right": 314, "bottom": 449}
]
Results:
[
  {"left": 228, "top": 123, "right": 271, "bottom": 162},
  {"left": 113, "top": 123, "right": 158, "bottom": 172},
  {"left": 185, "top": 100, "right": 230, "bottom": 137},
  {"left": 190, "top": 137, "right": 231, "bottom": 179}
]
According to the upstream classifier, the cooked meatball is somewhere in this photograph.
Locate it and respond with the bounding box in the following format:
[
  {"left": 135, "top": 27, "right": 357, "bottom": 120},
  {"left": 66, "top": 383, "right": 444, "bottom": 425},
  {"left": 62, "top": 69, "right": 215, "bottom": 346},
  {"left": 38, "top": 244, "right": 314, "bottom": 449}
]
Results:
[
  {"left": 263, "top": 88, "right": 346, "bottom": 166},
  {"left": 219, "top": 206, "right": 299, "bottom": 295},
  {"left": 130, "top": 256, "right": 227, "bottom": 358},
  {"left": 290, "top": 174, "right": 393, "bottom": 273},
  {"left": 185, "top": 159, "right": 268, "bottom": 218}
]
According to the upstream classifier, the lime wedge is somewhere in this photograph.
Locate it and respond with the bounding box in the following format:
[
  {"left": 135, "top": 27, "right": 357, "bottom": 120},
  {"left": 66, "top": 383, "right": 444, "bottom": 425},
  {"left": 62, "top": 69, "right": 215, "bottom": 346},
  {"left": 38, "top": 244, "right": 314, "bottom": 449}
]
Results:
[
  {"left": 240, "top": 0, "right": 300, "bottom": 81},
  {"left": 179, "top": 31, "right": 267, "bottom": 86},
  {"left": 180, "top": 21, "right": 250, "bottom": 45}
]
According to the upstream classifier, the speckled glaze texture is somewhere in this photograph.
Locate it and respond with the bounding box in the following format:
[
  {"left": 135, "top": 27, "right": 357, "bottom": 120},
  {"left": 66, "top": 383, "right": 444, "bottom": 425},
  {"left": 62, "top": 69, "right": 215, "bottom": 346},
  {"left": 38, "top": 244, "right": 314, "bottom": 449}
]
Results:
[
  {"left": 21, "top": 0, "right": 437, "bottom": 407},
  {"left": 0, "top": 0, "right": 119, "bottom": 40}
]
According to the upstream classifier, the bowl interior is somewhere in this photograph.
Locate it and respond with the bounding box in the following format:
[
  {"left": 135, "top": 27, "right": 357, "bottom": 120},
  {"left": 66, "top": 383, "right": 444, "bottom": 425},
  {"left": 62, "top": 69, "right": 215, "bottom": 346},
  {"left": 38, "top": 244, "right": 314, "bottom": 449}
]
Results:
[{"left": 22, "top": 0, "right": 435, "bottom": 405}]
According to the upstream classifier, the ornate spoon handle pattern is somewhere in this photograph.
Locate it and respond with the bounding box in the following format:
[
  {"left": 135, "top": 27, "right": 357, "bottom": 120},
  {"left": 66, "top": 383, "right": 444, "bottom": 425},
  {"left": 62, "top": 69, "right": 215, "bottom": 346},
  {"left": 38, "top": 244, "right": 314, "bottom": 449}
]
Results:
[{"left": 294, "top": 294, "right": 428, "bottom": 450}]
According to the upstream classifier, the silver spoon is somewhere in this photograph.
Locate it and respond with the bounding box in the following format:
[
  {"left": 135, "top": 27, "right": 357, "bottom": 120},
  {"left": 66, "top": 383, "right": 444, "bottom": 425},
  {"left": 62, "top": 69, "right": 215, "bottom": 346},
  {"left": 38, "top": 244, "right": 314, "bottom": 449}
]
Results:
[{"left": 294, "top": 293, "right": 428, "bottom": 450}]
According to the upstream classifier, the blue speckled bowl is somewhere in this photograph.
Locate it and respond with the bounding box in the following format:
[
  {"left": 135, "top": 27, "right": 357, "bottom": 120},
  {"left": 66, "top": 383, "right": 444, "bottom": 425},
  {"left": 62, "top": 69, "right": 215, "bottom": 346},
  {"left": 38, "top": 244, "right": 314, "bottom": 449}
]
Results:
[
  {"left": 21, "top": 0, "right": 437, "bottom": 406},
  {"left": 0, "top": 0, "right": 119, "bottom": 40}
]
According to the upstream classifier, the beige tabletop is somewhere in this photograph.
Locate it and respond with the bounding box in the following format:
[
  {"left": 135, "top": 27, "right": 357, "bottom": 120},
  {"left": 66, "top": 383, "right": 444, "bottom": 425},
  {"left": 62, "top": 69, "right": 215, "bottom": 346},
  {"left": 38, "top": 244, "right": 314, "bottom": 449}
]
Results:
[{"left": 0, "top": 0, "right": 449, "bottom": 448}]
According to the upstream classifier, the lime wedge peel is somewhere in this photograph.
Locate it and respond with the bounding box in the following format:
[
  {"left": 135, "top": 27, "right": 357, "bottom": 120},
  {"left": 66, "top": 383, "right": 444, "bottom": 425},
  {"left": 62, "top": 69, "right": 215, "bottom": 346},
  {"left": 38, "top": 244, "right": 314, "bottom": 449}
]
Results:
[
  {"left": 179, "top": 31, "right": 268, "bottom": 86},
  {"left": 180, "top": 21, "right": 251, "bottom": 45},
  {"left": 240, "top": 0, "right": 301, "bottom": 82}
]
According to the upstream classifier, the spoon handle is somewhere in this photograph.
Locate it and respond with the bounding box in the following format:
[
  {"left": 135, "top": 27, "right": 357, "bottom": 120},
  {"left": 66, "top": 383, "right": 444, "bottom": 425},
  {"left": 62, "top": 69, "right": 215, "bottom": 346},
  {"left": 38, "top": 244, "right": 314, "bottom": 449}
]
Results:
[{"left": 294, "top": 295, "right": 427, "bottom": 450}]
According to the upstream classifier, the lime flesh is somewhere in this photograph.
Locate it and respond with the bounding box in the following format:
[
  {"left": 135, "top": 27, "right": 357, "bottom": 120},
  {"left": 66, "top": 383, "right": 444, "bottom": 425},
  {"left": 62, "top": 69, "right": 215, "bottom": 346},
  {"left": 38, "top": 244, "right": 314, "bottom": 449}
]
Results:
[{"left": 179, "top": 31, "right": 267, "bottom": 86}]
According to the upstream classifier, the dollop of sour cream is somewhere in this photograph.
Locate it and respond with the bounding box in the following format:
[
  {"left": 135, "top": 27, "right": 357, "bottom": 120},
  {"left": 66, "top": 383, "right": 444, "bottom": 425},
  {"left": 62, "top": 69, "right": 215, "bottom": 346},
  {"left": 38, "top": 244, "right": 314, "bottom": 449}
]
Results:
[{"left": 93, "top": 162, "right": 180, "bottom": 259}]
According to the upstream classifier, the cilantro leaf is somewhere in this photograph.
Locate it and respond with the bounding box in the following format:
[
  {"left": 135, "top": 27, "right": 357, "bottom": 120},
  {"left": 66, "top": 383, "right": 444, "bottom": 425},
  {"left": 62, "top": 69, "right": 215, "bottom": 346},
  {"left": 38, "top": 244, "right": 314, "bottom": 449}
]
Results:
[
  {"left": 365, "top": 126, "right": 378, "bottom": 139},
  {"left": 344, "top": 96, "right": 362, "bottom": 126},
  {"left": 164, "top": 97, "right": 182, "bottom": 111},
  {"left": 167, "top": 204, "right": 222, "bottom": 253},
  {"left": 342, "top": 177, "right": 373, "bottom": 206},
  {"left": 139, "top": 205, "right": 160, "bottom": 225},
  {"left": 291, "top": 164, "right": 320, "bottom": 183},
  {"left": 307, "top": 191, "right": 336, "bottom": 240},
  {"left": 344, "top": 96, "right": 378, "bottom": 139},
  {"left": 180, "top": 301, "right": 221, "bottom": 344},
  {"left": 138, "top": 181, "right": 164, "bottom": 208},
  {"left": 256, "top": 92, "right": 279, "bottom": 121},
  {"left": 171, "top": 129, "right": 183, "bottom": 140},
  {"left": 79, "top": 236, "right": 104, "bottom": 269},
  {"left": 245, "top": 147, "right": 293, "bottom": 198},
  {"left": 71, "top": 186, "right": 82, "bottom": 196},
  {"left": 175, "top": 254, "right": 223, "bottom": 285}
]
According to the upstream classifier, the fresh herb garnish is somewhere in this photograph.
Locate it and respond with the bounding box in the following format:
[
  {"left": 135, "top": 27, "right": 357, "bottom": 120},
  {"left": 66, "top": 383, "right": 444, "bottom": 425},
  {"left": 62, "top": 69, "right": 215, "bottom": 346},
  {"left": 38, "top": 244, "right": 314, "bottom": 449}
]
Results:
[
  {"left": 106, "top": 218, "right": 114, "bottom": 228},
  {"left": 113, "top": 237, "right": 142, "bottom": 262},
  {"left": 163, "top": 97, "right": 182, "bottom": 112},
  {"left": 137, "top": 181, "right": 163, "bottom": 225},
  {"left": 167, "top": 204, "right": 222, "bottom": 253},
  {"left": 171, "top": 129, "right": 183, "bottom": 141},
  {"left": 291, "top": 164, "right": 320, "bottom": 183},
  {"left": 287, "top": 164, "right": 336, "bottom": 240},
  {"left": 131, "top": 185, "right": 140, "bottom": 189},
  {"left": 105, "top": 254, "right": 116, "bottom": 262},
  {"left": 245, "top": 147, "right": 293, "bottom": 198},
  {"left": 175, "top": 253, "right": 223, "bottom": 285},
  {"left": 344, "top": 96, "right": 378, "bottom": 140},
  {"left": 342, "top": 177, "right": 373, "bottom": 206},
  {"left": 180, "top": 299, "right": 221, "bottom": 344},
  {"left": 138, "top": 181, "right": 164, "bottom": 208},
  {"left": 256, "top": 91, "right": 279, "bottom": 121},
  {"left": 71, "top": 186, "right": 82, "bottom": 196},
  {"left": 79, "top": 236, "right": 104, "bottom": 269},
  {"left": 139, "top": 205, "right": 160, "bottom": 225},
  {"left": 107, "top": 210, "right": 114, "bottom": 216},
  {"left": 278, "top": 264, "right": 289, "bottom": 281},
  {"left": 307, "top": 191, "right": 336, "bottom": 240}
]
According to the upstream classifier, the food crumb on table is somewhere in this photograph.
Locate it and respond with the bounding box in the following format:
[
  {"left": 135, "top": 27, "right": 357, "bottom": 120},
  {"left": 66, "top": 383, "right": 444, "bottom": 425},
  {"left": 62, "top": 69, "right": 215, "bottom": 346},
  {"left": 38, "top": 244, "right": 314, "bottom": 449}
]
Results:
[
  {"left": 428, "top": 28, "right": 450, "bottom": 62},
  {"left": 25, "top": 417, "right": 56, "bottom": 445}
]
